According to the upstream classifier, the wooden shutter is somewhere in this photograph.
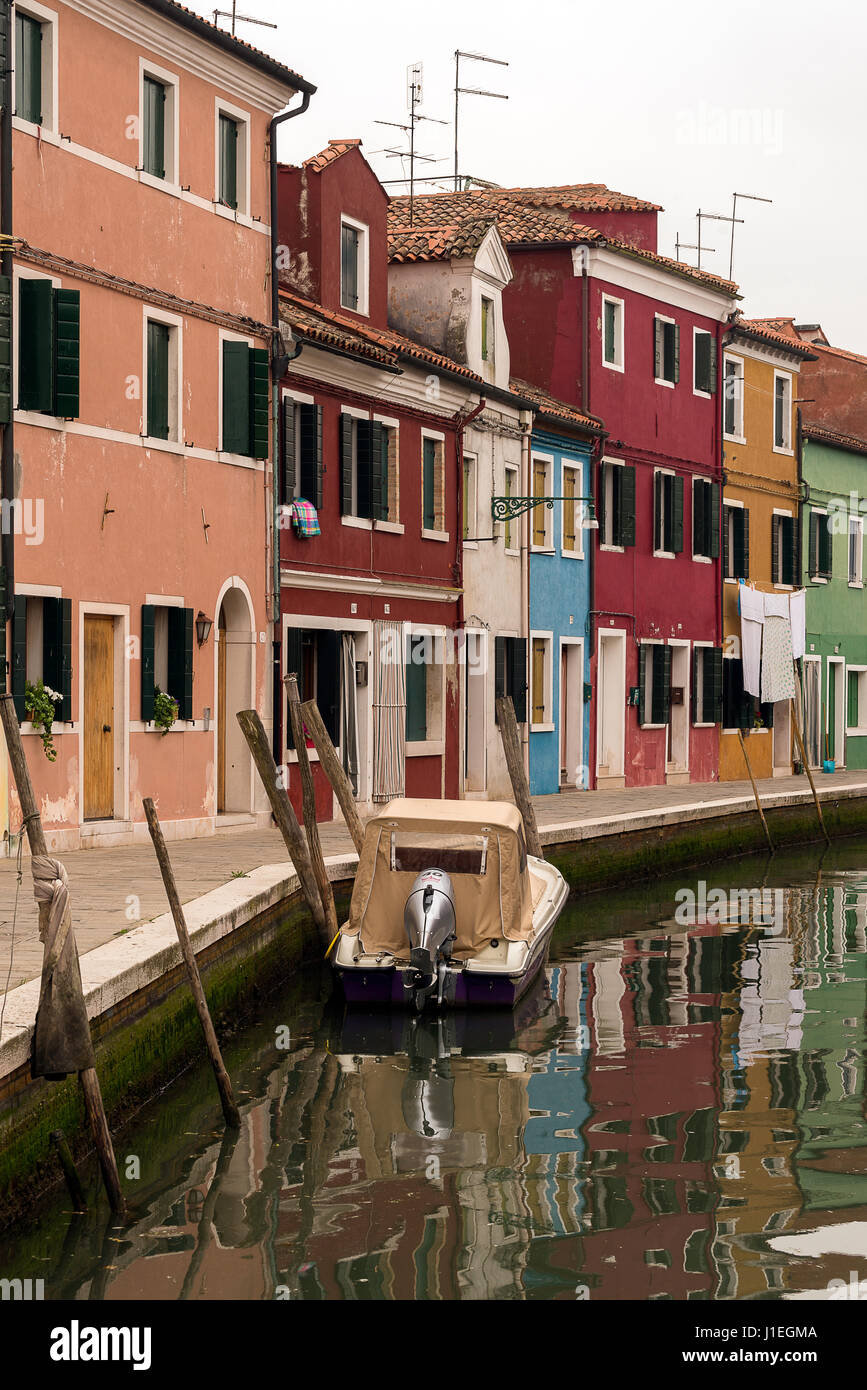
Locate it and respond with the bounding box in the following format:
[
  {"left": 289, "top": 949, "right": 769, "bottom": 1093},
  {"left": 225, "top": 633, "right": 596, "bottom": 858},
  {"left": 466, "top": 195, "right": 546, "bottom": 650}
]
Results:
[
  {"left": 218, "top": 114, "right": 238, "bottom": 210},
  {"left": 809, "top": 510, "right": 819, "bottom": 577},
  {"left": 782, "top": 515, "right": 797, "bottom": 586},
  {"left": 618, "top": 465, "right": 636, "bottom": 547},
  {"left": 405, "top": 634, "right": 427, "bottom": 742},
  {"left": 147, "top": 320, "right": 170, "bottom": 440},
  {"left": 672, "top": 324, "right": 681, "bottom": 383},
  {"left": 707, "top": 647, "right": 723, "bottom": 725},
  {"left": 531, "top": 638, "right": 546, "bottom": 724},
  {"left": 42, "top": 596, "right": 72, "bottom": 723},
  {"left": 19, "top": 278, "right": 54, "bottom": 412},
  {"left": 741, "top": 508, "right": 750, "bottom": 579},
  {"left": 708, "top": 335, "right": 718, "bottom": 394},
  {"left": 143, "top": 76, "right": 166, "bottom": 179},
  {"left": 723, "top": 506, "right": 731, "bottom": 578},
  {"left": 709, "top": 483, "right": 720, "bottom": 559},
  {"left": 423, "top": 437, "right": 436, "bottom": 531},
  {"left": 281, "top": 396, "right": 296, "bottom": 504},
  {"left": 316, "top": 631, "right": 341, "bottom": 744},
  {"left": 638, "top": 644, "right": 648, "bottom": 726},
  {"left": 141, "top": 604, "right": 155, "bottom": 722},
  {"left": 285, "top": 627, "right": 303, "bottom": 750},
  {"left": 597, "top": 460, "right": 606, "bottom": 537},
  {"left": 494, "top": 635, "right": 506, "bottom": 723},
  {"left": 298, "top": 402, "right": 319, "bottom": 504},
  {"left": 672, "top": 474, "right": 684, "bottom": 553},
  {"left": 654, "top": 472, "right": 664, "bottom": 551},
  {"left": 370, "top": 421, "right": 386, "bottom": 521},
  {"left": 654, "top": 318, "right": 663, "bottom": 379},
  {"left": 695, "top": 332, "right": 710, "bottom": 393},
  {"left": 58, "top": 597, "right": 72, "bottom": 722},
  {"left": 691, "top": 646, "right": 700, "bottom": 722},
  {"left": 355, "top": 419, "right": 373, "bottom": 520},
  {"left": 563, "top": 467, "right": 576, "bottom": 552},
  {"left": 53, "top": 289, "right": 80, "bottom": 418},
  {"left": 820, "top": 515, "right": 832, "bottom": 578},
  {"left": 0, "top": 275, "right": 11, "bottom": 424},
  {"left": 0, "top": 567, "right": 5, "bottom": 692},
  {"left": 315, "top": 405, "right": 324, "bottom": 510},
  {"left": 222, "top": 341, "right": 250, "bottom": 455},
  {"left": 509, "top": 637, "right": 528, "bottom": 724},
  {"left": 341, "top": 224, "right": 359, "bottom": 310},
  {"left": 12, "top": 595, "right": 26, "bottom": 720},
  {"left": 692, "top": 479, "right": 705, "bottom": 558},
  {"left": 772, "top": 514, "right": 780, "bottom": 585},
  {"left": 168, "top": 606, "right": 193, "bottom": 720},
  {"left": 651, "top": 646, "right": 671, "bottom": 724},
  {"left": 340, "top": 413, "right": 354, "bottom": 515},
  {"left": 249, "top": 347, "right": 269, "bottom": 460},
  {"left": 15, "top": 12, "right": 42, "bottom": 125}
]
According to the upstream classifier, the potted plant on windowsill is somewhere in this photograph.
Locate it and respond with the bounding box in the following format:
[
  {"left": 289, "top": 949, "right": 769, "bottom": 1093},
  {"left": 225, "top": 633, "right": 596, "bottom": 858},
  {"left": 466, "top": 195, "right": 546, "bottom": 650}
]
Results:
[
  {"left": 153, "top": 687, "right": 179, "bottom": 736},
  {"left": 25, "top": 680, "right": 64, "bottom": 761}
]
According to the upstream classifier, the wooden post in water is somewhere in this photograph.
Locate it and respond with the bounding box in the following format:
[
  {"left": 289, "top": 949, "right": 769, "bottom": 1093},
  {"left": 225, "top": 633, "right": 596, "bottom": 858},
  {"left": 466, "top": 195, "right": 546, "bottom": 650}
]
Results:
[
  {"left": 235, "top": 709, "right": 327, "bottom": 937},
  {"left": 790, "top": 700, "right": 831, "bottom": 844},
  {"left": 142, "top": 798, "right": 241, "bottom": 1129},
  {"left": 285, "top": 677, "right": 339, "bottom": 946},
  {"left": 50, "top": 1129, "right": 87, "bottom": 1212},
  {"left": 737, "top": 729, "right": 774, "bottom": 853},
  {"left": 0, "top": 693, "right": 127, "bottom": 1218},
  {"left": 300, "top": 698, "right": 365, "bottom": 855},
  {"left": 496, "top": 695, "right": 544, "bottom": 860}
]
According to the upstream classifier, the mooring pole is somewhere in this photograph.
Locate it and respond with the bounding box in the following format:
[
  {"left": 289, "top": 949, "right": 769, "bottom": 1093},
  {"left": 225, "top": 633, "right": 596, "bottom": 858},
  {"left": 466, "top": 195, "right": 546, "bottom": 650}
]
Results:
[
  {"left": 142, "top": 798, "right": 241, "bottom": 1129},
  {"left": 300, "top": 698, "right": 365, "bottom": 855},
  {"left": 496, "top": 694, "right": 544, "bottom": 859},
  {"left": 50, "top": 1128, "right": 87, "bottom": 1212},
  {"left": 285, "top": 678, "right": 339, "bottom": 945},
  {"left": 737, "top": 728, "right": 774, "bottom": 853},
  {"left": 0, "top": 693, "right": 126, "bottom": 1217}
]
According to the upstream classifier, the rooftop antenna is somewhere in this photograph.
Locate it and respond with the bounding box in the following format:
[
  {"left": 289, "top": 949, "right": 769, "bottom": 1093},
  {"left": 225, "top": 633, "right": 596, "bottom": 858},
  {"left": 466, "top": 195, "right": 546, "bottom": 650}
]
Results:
[
  {"left": 675, "top": 233, "right": 715, "bottom": 264},
  {"left": 728, "top": 191, "right": 773, "bottom": 281},
  {"left": 375, "top": 65, "right": 447, "bottom": 225},
  {"left": 212, "top": 1, "right": 277, "bottom": 35},
  {"left": 454, "top": 50, "right": 508, "bottom": 191},
  {"left": 696, "top": 209, "right": 743, "bottom": 272}
]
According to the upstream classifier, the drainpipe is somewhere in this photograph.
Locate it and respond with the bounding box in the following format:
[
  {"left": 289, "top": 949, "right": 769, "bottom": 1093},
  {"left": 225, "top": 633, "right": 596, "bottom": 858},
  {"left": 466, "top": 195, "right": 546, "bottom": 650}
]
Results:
[
  {"left": 453, "top": 396, "right": 485, "bottom": 798},
  {"left": 269, "top": 90, "right": 311, "bottom": 769},
  {"left": 1, "top": 0, "right": 14, "bottom": 631},
  {"left": 587, "top": 433, "right": 602, "bottom": 789},
  {"left": 521, "top": 412, "right": 532, "bottom": 778}
]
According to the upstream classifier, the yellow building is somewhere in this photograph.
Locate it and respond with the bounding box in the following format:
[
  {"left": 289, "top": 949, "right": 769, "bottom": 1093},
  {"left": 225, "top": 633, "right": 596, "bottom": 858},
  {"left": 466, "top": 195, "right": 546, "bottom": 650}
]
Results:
[{"left": 719, "top": 320, "right": 816, "bottom": 781}]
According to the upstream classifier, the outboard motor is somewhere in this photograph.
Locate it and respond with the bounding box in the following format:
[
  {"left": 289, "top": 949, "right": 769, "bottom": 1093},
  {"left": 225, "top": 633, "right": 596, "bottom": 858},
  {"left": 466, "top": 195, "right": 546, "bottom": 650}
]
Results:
[{"left": 403, "top": 869, "right": 456, "bottom": 1011}]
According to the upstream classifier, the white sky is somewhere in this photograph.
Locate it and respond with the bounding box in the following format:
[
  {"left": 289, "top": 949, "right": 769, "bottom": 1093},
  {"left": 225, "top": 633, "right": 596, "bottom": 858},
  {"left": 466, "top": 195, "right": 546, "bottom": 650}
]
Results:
[{"left": 198, "top": 0, "right": 867, "bottom": 352}]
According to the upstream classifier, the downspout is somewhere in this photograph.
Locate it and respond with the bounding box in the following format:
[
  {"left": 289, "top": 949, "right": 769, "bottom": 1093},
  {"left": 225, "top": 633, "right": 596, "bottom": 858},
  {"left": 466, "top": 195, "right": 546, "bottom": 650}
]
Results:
[
  {"left": 2, "top": 0, "right": 14, "bottom": 630},
  {"left": 581, "top": 249, "right": 592, "bottom": 785},
  {"left": 521, "top": 412, "right": 532, "bottom": 778},
  {"left": 587, "top": 433, "right": 601, "bottom": 789},
  {"left": 453, "top": 395, "right": 485, "bottom": 797},
  {"left": 269, "top": 90, "right": 311, "bottom": 769}
]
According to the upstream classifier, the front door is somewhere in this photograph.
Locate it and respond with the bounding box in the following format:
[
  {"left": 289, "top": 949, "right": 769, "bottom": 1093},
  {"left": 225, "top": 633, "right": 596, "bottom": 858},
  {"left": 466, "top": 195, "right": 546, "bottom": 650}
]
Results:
[
  {"left": 560, "top": 642, "right": 583, "bottom": 788},
  {"left": 83, "top": 615, "right": 115, "bottom": 820}
]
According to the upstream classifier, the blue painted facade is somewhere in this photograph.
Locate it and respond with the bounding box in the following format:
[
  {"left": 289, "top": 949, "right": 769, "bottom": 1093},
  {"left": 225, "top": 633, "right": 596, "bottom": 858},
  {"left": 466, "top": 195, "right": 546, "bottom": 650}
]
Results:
[{"left": 528, "top": 426, "right": 594, "bottom": 795}]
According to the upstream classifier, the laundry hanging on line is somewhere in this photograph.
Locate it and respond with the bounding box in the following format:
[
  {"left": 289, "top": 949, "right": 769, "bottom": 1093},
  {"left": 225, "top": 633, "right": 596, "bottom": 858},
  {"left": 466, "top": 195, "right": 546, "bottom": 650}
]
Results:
[{"left": 737, "top": 583, "right": 802, "bottom": 704}]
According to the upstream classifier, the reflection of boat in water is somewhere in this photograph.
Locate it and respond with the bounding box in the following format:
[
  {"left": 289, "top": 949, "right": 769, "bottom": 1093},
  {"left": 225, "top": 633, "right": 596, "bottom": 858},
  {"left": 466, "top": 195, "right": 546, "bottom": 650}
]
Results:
[{"left": 332, "top": 799, "right": 568, "bottom": 1010}]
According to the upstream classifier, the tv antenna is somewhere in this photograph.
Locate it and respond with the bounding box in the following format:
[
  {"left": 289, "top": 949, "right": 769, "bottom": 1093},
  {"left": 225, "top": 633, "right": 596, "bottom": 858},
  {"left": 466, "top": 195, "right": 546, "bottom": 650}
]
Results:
[
  {"left": 728, "top": 192, "right": 773, "bottom": 280},
  {"left": 212, "top": 2, "right": 277, "bottom": 35},
  {"left": 454, "top": 50, "right": 508, "bottom": 191},
  {"left": 375, "top": 64, "right": 447, "bottom": 225},
  {"left": 675, "top": 233, "right": 715, "bottom": 263},
  {"left": 695, "top": 209, "right": 743, "bottom": 271}
]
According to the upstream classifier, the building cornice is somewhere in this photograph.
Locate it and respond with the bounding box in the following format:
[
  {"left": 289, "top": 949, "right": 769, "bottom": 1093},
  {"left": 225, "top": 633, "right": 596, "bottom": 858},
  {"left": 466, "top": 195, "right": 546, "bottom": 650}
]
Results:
[{"left": 280, "top": 569, "right": 462, "bottom": 604}]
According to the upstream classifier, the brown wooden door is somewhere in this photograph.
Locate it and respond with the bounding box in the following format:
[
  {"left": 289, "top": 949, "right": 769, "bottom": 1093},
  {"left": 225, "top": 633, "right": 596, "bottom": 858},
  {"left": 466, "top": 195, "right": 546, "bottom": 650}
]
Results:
[
  {"left": 217, "top": 609, "right": 227, "bottom": 813},
  {"left": 84, "top": 615, "right": 115, "bottom": 820}
]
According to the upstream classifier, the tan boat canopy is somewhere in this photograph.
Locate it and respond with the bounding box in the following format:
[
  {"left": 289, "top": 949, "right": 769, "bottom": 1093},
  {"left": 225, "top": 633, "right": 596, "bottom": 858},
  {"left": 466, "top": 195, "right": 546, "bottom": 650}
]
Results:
[{"left": 344, "top": 799, "right": 533, "bottom": 957}]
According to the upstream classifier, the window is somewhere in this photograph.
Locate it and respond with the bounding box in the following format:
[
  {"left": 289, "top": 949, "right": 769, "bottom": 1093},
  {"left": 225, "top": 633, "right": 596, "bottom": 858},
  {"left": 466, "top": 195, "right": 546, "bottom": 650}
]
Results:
[
  {"left": 143, "top": 75, "right": 167, "bottom": 179},
  {"left": 654, "top": 315, "right": 680, "bottom": 385},
  {"left": 531, "top": 455, "right": 553, "bottom": 548},
  {"left": 462, "top": 452, "right": 477, "bottom": 541},
  {"left": 849, "top": 516, "right": 863, "bottom": 587},
  {"left": 561, "top": 462, "right": 582, "bottom": 556},
  {"left": 284, "top": 627, "right": 340, "bottom": 750},
  {"left": 421, "top": 433, "right": 445, "bottom": 533},
  {"left": 15, "top": 10, "right": 43, "bottom": 124},
  {"left": 494, "top": 635, "right": 527, "bottom": 723},
  {"left": 808, "top": 508, "right": 832, "bottom": 581},
  {"left": 722, "top": 657, "right": 754, "bottom": 731},
  {"left": 723, "top": 503, "right": 749, "bottom": 580},
  {"left": 774, "top": 372, "right": 792, "bottom": 451},
  {"left": 654, "top": 470, "right": 684, "bottom": 555},
  {"left": 145, "top": 316, "right": 182, "bottom": 442},
  {"left": 340, "top": 413, "right": 392, "bottom": 521},
  {"left": 639, "top": 643, "right": 670, "bottom": 727},
  {"left": 18, "top": 277, "right": 80, "bottom": 417},
  {"left": 693, "top": 329, "right": 717, "bottom": 395},
  {"left": 141, "top": 604, "right": 193, "bottom": 723},
  {"left": 340, "top": 217, "right": 368, "bottom": 315},
  {"left": 847, "top": 669, "right": 867, "bottom": 734},
  {"left": 221, "top": 338, "right": 268, "bottom": 458},
  {"left": 282, "top": 396, "right": 322, "bottom": 507},
  {"left": 599, "top": 459, "right": 636, "bottom": 548},
  {"left": 692, "top": 646, "right": 722, "bottom": 726},
  {"left": 11, "top": 594, "right": 71, "bottom": 722},
  {"left": 772, "top": 513, "right": 798, "bottom": 586},
  {"left": 405, "top": 630, "right": 444, "bottom": 746},
  {"left": 218, "top": 114, "right": 239, "bottom": 209},
  {"left": 504, "top": 465, "right": 519, "bottom": 552},
  {"left": 481, "top": 296, "right": 494, "bottom": 363},
  {"left": 723, "top": 355, "right": 745, "bottom": 439},
  {"left": 692, "top": 478, "right": 720, "bottom": 560},
  {"left": 530, "top": 635, "right": 553, "bottom": 728},
  {"left": 602, "top": 295, "right": 624, "bottom": 370}
]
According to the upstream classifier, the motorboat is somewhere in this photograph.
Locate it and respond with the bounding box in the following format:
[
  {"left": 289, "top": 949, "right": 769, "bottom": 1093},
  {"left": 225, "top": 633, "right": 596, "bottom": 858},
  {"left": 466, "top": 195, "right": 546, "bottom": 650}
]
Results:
[{"left": 331, "top": 799, "right": 569, "bottom": 1010}]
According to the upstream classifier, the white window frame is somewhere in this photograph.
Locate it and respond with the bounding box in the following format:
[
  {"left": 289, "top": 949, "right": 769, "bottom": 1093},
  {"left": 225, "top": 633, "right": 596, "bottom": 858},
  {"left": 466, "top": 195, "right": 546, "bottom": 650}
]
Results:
[
  {"left": 773, "top": 369, "right": 793, "bottom": 455},
  {"left": 421, "top": 426, "right": 448, "bottom": 542},
  {"left": 692, "top": 641, "right": 716, "bottom": 728},
  {"left": 654, "top": 313, "right": 677, "bottom": 389},
  {"left": 530, "top": 451, "right": 554, "bottom": 553},
  {"left": 139, "top": 59, "right": 181, "bottom": 192},
  {"left": 12, "top": 1, "right": 59, "bottom": 135},
  {"left": 529, "top": 630, "right": 554, "bottom": 733},
  {"left": 601, "top": 294, "right": 624, "bottom": 373},
  {"left": 560, "top": 457, "right": 584, "bottom": 560},
  {"left": 847, "top": 666, "right": 867, "bottom": 737},
  {"left": 340, "top": 213, "right": 369, "bottom": 317},
  {"left": 692, "top": 326, "right": 713, "bottom": 399},
  {"left": 214, "top": 97, "right": 251, "bottom": 217},
  {"left": 722, "top": 496, "right": 745, "bottom": 584},
  {"left": 405, "top": 622, "right": 446, "bottom": 756},
  {"left": 723, "top": 352, "right": 745, "bottom": 443},
  {"left": 653, "top": 466, "right": 677, "bottom": 560},
  {"left": 503, "top": 463, "right": 520, "bottom": 555},
  {"left": 462, "top": 449, "right": 478, "bottom": 549},
  {"left": 849, "top": 514, "right": 864, "bottom": 588},
  {"left": 142, "top": 305, "right": 184, "bottom": 450}
]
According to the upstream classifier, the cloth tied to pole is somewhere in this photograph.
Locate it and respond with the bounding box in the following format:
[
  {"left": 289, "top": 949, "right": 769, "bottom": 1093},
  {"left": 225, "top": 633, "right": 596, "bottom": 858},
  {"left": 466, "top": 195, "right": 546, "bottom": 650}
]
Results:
[{"left": 31, "top": 855, "right": 95, "bottom": 1080}]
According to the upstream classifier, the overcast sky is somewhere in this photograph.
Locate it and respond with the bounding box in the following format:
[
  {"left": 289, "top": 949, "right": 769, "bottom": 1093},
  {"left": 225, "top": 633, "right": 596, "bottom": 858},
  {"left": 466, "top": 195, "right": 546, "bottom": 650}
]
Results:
[{"left": 199, "top": 0, "right": 867, "bottom": 352}]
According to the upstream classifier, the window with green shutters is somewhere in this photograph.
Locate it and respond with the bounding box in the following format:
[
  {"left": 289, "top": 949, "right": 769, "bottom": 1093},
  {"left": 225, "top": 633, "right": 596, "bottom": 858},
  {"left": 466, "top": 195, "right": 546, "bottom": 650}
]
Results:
[
  {"left": 494, "top": 635, "right": 527, "bottom": 724},
  {"left": 723, "top": 504, "right": 749, "bottom": 580},
  {"left": 638, "top": 644, "right": 671, "bottom": 727},
  {"left": 602, "top": 296, "right": 623, "bottom": 369},
  {"left": 15, "top": 11, "right": 43, "bottom": 125},
  {"left": 599, "top": 460, "right": 636, "bottom": 547},
  {"left": 339, "top": 413, "right": 389, "bottom": 520},
  {"left": 11, "top": 594, "right": 72, "bottom": 722},
  {"left": 692, "top": 646, "right": 723, "bottom": 725},
  {"left": 405, "top": 633, "right": 428, "bottom": 742},
  {"left": 218, "top": 113, "right": 239, "bottom": 209},
  {"left": 692, "top": 477, "right": 720, "bottom": 560},
  {"left": 653, "top": 470, "right": 684, "bottom": 554},
  {"left": 0, "top": 275, "right": 12, "bottom": 425},
  {"left": 722, "top": 657, "right": 754, "bottom": 731},
  {"left": 341, "top": 223, "right": 360, "bottom": 311},
  {"left": 140, "top": 604, "right": 193, "bottom": 723},
  {"left": 848, "top": 670, "right": 866, "bottom": 732},
  {"left": 772, "top": 513, "right": 798, "bottom": 586},
  {"left": 654, "top": 317, "right": 680, "bottom": 384},
  {"left": 423, "top": 436, "right": 436, "bottom": 530},
  {"left": 18, "top": 279, "right": 81, "bottom": 418},
  {"left": 222, "top": 340, "right": 269, "bottom": 459},
  {"left": 481, "top": 296, "right": 494, "bottom": 363},
  {"left": 147, "top": 319, "right": 171, "bottom": 440},
  {"left": 143, "top": 75, "right": 167, "bottom": 179},
  {"left": 693, "top": 330, "right": 717, "bottom": 394},
  {"left": 282, "top": 397, "right": 323, "bottom": 508},
  {"left": 808, "top": 508, "right": 832, "bottom": 580}
]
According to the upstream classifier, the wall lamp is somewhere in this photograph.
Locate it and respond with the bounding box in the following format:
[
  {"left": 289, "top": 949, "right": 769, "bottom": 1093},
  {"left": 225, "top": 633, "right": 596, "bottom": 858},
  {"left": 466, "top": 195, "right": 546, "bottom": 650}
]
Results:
[{"left": 196, "top": 612, "right": 214, "bottom": 646}]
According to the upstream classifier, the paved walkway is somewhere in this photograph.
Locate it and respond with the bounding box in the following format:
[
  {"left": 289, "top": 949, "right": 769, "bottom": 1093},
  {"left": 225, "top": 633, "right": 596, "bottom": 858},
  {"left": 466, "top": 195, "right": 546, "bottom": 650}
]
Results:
[{"left": 1, "top": 769, "right": 863, "bottom": 993}]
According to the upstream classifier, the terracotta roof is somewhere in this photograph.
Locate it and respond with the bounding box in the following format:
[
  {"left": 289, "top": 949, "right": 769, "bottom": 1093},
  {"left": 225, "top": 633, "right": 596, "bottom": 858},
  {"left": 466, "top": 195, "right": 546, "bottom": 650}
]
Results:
[
  {"left": 303, "top": 139, "right": 363, "bottom": 173},
  {"left": 509, "top": 377, "right": 605, "bottom": 434},
  {"left": 803, "top": 424, "right": 867, "bottom": 456},
  {"left": 388, "top": 219, "right": 499, "bottom": 263},
  {"left": 748, "top": 318, "right": 867, "bottom": 368},
  {"left": 389, "top": 184, "right": 659, "bottom": 221},
  {"left": 279, "top": 291, "right": 484, "bottom": 384},
  {"left": 729, "top": 317, "right": 818, "bottom": 360},
  {"left": 139, "top": 1, "right": 315, "bottom": 91}
]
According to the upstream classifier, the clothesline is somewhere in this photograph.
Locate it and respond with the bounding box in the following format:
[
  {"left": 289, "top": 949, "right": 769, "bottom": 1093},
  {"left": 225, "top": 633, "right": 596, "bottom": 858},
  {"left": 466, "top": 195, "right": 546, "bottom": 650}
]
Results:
[{"left": 738, "top": 581, "right": 805, "bottom": 703}]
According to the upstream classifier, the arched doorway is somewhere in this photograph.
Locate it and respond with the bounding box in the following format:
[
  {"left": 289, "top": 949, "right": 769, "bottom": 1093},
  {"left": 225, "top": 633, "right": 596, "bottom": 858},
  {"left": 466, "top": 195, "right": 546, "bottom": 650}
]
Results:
[{"left": 216, "top": 584, "right": 254, "bottom": 814}]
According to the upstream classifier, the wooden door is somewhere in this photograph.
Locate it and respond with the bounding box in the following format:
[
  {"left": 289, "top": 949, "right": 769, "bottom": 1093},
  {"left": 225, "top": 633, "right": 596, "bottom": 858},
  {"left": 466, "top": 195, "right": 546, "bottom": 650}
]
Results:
[
  {"left": 217, "top": 609, "right": 227, "bottom": 813},
  {"left": 560, "top": 646, "right": 569, "bottom": 783},
  {"left": 84, "top": 616, "right": 115, "bottom": 820}
]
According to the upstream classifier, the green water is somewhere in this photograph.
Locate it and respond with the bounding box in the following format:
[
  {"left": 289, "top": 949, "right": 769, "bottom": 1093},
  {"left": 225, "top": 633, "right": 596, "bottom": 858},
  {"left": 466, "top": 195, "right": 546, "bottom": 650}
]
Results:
[{"left": 2, "top": 841, "right": 867, "bottom": 1301}]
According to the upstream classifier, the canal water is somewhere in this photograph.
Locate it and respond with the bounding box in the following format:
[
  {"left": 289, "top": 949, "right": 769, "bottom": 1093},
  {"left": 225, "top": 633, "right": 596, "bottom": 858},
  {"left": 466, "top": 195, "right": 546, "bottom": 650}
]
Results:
[{"left": 2, "top": 841, "right": 867, "bottom": 1301}]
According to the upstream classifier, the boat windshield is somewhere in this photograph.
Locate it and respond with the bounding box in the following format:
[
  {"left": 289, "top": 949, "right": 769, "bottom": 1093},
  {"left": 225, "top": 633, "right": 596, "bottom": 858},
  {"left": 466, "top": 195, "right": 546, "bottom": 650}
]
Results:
[{"left": 390, "top": 831, "right": 489, "bottom": 877}]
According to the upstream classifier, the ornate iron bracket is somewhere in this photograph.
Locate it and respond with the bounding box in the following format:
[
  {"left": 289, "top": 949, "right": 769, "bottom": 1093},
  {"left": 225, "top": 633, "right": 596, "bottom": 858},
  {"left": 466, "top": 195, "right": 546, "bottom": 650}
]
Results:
[{"left": 491, "top": 495, "right": 596, "bottom": 522}]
